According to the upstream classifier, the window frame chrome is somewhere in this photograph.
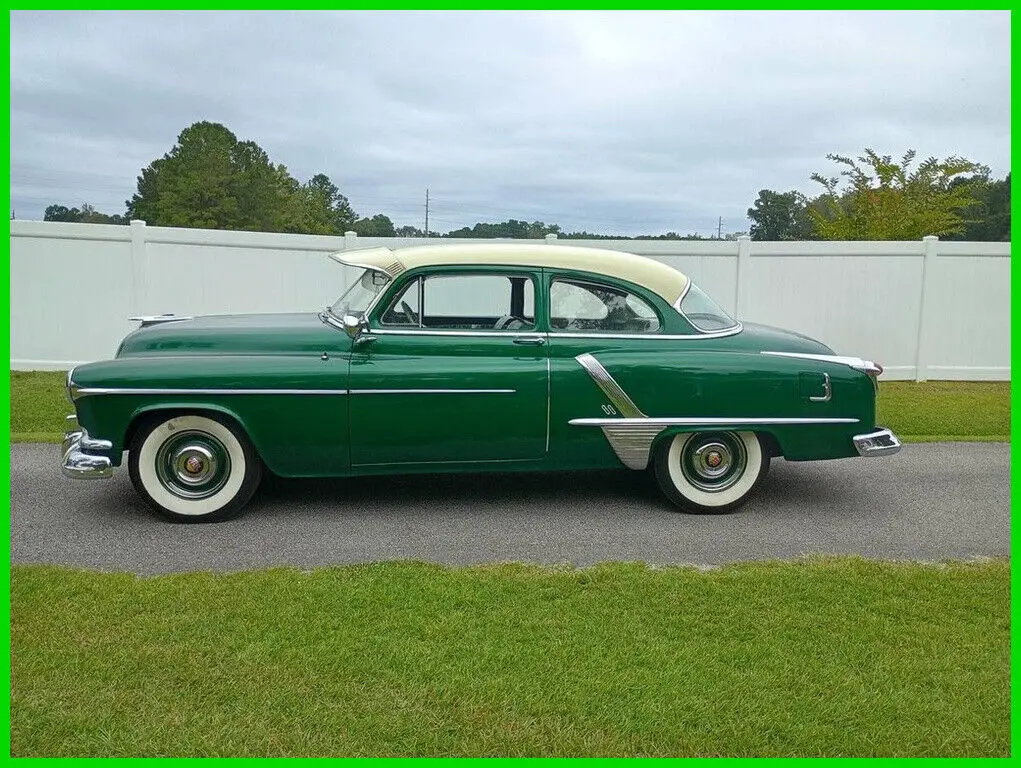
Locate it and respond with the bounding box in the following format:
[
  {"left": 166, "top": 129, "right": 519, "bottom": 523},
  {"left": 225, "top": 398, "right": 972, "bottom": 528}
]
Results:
[
  {"left": 373, "top": 268, "right": 540, "bottom": 334},
  {"left": 326, "top": 261, "right": 395, "bottom": 326},
  {"left": 548, "top": 276, "right": 665, "bottom": 336},
  {"left": 672, "top": 280, "right": 741, "bottom": 335}
]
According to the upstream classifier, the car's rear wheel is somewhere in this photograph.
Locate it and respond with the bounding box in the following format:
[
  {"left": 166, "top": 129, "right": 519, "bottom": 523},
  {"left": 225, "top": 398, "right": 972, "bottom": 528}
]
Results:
[
  {"left": 128, "top": 413, "right": 262, "bottom": 523},
  {"left": 654, "top": 430, "right": 768, "bottom": 514}
]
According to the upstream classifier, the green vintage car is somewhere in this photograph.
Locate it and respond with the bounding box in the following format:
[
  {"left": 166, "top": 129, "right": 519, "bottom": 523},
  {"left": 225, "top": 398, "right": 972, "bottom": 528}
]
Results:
[{"left": 62, "top": 243, "right": 900, "bottom": 522}]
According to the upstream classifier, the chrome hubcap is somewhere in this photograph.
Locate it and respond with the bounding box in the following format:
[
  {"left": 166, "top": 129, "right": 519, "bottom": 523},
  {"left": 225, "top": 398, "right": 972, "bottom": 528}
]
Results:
[
  {"left": 680, "top": 432, "right": 747, "bottom": 492},
  {"left": 172, "top": 445, "right": 218, "bottom": 486},
  {"left": 155, "top": 430, "right": 231, "bottom": 499},
  {"left": 694, "top": 442, "right": 731, "bottom": 478}
]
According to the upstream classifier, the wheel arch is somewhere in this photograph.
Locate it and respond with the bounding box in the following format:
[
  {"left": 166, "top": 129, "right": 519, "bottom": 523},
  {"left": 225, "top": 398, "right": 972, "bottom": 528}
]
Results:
[
  {"left": 650, "top": 425, "right": 783, "bottom": 461},
  {"left": 125, "top": 403, "right": 263, "bottom": 464}
]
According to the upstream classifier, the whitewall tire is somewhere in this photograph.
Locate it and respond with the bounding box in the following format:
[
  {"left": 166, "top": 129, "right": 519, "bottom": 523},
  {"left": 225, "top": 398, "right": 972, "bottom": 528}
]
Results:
[
  {"left": 128, "top": 413, "right": 262, "bottom": 523},
  {"left": 654, "top": 431, "right": 768, "bottom": 514}
]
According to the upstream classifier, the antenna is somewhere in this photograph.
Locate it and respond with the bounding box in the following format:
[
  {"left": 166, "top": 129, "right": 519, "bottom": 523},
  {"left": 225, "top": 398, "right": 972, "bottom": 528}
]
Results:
[{"left": 424, "top": 188, "right": 429, "bottom": 237}]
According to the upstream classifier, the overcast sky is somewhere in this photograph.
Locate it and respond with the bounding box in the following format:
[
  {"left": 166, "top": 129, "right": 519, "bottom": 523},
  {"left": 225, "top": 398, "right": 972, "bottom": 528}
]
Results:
[{"left": 10, "top": 11, "right": 1010, "bottom": 236}]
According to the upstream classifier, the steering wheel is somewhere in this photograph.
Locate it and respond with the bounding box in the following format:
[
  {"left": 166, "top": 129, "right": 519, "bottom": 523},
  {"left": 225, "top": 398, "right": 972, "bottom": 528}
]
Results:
[
  {"left": 493, "top": 315, "right": 528, "bottom": 330},
  {"left": 400, "top": 300, "right": 419, "bottom": 326}
]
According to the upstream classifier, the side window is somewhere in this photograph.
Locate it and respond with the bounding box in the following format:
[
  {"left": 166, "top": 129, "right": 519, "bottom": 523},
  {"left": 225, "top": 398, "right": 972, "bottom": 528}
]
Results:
[
  {"left": 380, "top": 278, "right": 421, "bottom": 326},
  {"left": 380, "top": 274, "right": 535, "bottom": 331},
  {"left": 550, "top": 279, "right": 661, "bottom": 333}
]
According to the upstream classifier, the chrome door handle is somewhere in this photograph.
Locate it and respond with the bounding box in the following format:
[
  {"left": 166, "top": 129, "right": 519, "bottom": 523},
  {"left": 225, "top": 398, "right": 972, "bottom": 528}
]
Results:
[
  {"left": 809, "top": 372, "right": 832, "bottom": 402},
  {"left": 513, "top": 335, "right": 546, "bottom": 346}
]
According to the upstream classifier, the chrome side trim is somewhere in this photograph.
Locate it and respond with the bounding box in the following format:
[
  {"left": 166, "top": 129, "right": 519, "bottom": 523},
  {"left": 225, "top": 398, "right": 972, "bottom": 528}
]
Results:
[
  {"left": 599, "top": 423, "right": 664, "bottom": 469},
  {"left": 354, "top": 457, "right": 534, "bottom": 467},
  {"left": 853, "top": 428, "right": 902, "bottom": 457},
  {"left": 549, "top": 326, "right": 743, "bottom": 340},
  {"left": 762, "top": 351, "right": 882, "bottom": 375},
  {"left": 574, "top": 353, "right": 645, "bottom": 418},
  {"left": 575, "top": 352, "right": 649, "bottom": 466},
  {"left": 545, "top": 357, "right": 551, "bottom": 453},
  {"left": 130, "top": 314, "right": 194, "bottom": 327},
  {"left": 363, "top": 329, "right": 745, "bottom": 341},
  {"left": 571, "top": 414, "right": 861, "bottom": 471},
  {"left": 351, "top": 389, "right": 515, "bottom": 395},
  {"left": 73, "top": 388, "right": 351, "bottom": 399},
  {"left": 72, "top": 387, "right": 518, "bottom": 399},
  {"left": 570, "top": 417, "right": 860, "bottom": 426},
  {"left": 371, "top": 328, "right": 540, "bottom": 338}
]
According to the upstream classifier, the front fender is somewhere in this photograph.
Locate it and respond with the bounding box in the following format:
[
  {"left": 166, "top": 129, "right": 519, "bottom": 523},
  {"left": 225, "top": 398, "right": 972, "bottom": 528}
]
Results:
[{"left": 67, "top": 355, "right": 351, "bottom": 476}]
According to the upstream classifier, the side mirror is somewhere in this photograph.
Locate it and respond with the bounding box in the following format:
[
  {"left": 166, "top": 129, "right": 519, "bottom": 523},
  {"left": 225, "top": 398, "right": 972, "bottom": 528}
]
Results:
[{"left": 342, "top": 314, "right": 369, "bottom": 340}]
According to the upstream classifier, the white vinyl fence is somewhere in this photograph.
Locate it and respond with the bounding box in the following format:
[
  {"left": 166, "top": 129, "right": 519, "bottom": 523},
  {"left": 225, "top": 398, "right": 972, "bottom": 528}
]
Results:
[{"left": 10, "top": 220, "right": 1010, "bottom": 380}]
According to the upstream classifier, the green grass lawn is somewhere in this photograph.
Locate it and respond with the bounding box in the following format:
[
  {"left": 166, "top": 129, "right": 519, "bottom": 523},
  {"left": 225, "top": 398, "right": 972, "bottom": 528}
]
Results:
[
  {"left": 13, "top": 370, "right": 1009, "bottom": 443},
  {"left": 10, "top": 558, "right": 1009, "bottom": 757},
  {"left": 10, "top": 371, "right": 73, "bottom": 442},
  {"left": 876, "top": 381, "right": 1011, "bottom": 442}
]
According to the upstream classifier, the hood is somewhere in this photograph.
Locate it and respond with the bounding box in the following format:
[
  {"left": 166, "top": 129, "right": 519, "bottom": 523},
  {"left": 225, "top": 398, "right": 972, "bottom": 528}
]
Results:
[
  {"left": 730, "top": 321, "right": 835, "bottom": 355},
  {"left": 116, "top": 312, "right": 340, "bottom": 357}
]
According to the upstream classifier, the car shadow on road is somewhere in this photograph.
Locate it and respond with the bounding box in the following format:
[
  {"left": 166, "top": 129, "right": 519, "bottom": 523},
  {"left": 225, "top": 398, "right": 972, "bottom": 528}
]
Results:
[
  {"left": 244, "top": 458, "right": 858, "bottom": 522},
  {"left": 255, "top": 467, "right": 662, "bottom": 508}
]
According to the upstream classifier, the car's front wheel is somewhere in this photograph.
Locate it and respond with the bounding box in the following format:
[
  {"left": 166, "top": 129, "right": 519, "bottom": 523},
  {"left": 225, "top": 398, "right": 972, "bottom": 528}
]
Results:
[
  {"left": 128, "top": 413, "right": 262, "bottom": 523},
  {"left": 654, "top": 430, "right": 768, "bottom": 514}
]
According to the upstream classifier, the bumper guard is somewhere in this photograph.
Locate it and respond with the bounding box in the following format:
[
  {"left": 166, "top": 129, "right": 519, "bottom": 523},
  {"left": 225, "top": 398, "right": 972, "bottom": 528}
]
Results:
[
  {"left": 852, "top": 428, "right": 902, "bottom": 457},
  {"left": 61, "top": 425, "right": 114, "bottom": 479}
]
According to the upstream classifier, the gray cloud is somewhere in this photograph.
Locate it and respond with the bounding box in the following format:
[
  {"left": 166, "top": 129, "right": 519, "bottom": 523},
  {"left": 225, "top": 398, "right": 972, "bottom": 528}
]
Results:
[{"left": 10, "top": 10, "right": 1010, "bottom": 235}]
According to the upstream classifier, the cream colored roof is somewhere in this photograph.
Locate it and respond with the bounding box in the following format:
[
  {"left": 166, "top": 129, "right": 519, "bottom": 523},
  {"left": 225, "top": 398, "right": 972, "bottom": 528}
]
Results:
[{"left": 330, "top": 243, "right": 689, "bottom": 305}]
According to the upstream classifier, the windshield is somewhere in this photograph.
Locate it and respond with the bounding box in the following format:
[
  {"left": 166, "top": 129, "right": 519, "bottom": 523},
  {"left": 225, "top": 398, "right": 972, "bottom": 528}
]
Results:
[
  {"left": 329, "top": 267, "right": 391, "bottom": 319},
  {"left": 678, "top": 282, "right": 739, "bottom": 333}
]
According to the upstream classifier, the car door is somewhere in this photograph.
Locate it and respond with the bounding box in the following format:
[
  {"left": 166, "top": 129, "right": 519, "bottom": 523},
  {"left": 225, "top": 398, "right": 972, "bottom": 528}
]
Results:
[
  {"left": 543, "top": 272, "right": 674, "bottom": 467},
  {"left": 348, "top": 267, "right": 549, "bottom": 467}
]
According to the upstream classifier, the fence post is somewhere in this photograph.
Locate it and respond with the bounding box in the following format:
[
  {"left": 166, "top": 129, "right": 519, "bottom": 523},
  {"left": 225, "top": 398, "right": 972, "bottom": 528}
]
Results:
[
  {"left": 913, "top": 235, "right": 939, "bottom": 382},
  {"left": 734, "top": 235, "right": 751, "bottom": 318},
  {"left": 344, "top": 230, "right": 358, "bottom": 250},
  {"left": 129, "top": 219, "right": 148, "bottom": 314}
]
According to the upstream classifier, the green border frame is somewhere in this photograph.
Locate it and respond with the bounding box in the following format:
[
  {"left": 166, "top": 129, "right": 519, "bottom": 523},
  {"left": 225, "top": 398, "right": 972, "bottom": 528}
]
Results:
[
  {"left": 5, "top": 8, "right": 1014, "bottom": 761},
  {"left": 1010, "top": 7, "right": 1018, "bottom": 761}
]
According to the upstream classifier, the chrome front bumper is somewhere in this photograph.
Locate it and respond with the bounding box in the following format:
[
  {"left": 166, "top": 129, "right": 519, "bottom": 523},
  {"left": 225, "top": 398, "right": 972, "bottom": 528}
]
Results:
[
  {"left": 852, "top": 428, "right": 902, "bottom": 457},
  {"left": 62, "top": 420, "right": 114, "bottom": 479}
]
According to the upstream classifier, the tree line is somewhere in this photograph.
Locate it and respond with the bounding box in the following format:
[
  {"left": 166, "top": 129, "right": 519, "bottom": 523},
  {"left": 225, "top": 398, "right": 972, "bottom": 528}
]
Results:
[
  {"left": 40, "top": 121, "right": 1009, "bottom": 241},
  {"left": 747, "top": 150, "right": 1009, "bottom": 241}
]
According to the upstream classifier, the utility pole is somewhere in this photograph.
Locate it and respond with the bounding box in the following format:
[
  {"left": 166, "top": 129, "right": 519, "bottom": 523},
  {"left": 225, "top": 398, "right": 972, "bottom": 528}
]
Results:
[
  {"left": 717, "top": 216, "right": 723, "bottom": 240},
  {"left": 424, "top": 188, "right": 429, "bottom": 237}
]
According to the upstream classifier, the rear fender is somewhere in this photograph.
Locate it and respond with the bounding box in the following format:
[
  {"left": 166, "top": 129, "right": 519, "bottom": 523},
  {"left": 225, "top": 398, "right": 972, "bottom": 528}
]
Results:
[{"left": 650, "top": 427, "right": 783, "bottom": 462}]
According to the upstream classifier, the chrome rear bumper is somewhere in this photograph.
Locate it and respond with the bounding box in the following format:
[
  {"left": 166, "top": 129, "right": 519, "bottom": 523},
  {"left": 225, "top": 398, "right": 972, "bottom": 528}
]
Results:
[
  {"left": 62, "top": 424, "right": 114, "bottom": 479},
  {"left": 852, "top": 428, "right": 902, "bottom": 457}
]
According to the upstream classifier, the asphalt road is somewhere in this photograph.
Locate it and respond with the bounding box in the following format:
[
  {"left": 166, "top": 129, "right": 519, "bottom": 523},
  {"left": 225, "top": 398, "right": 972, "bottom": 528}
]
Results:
[{"left": 11, "top": 441, "right": 1010, "bottom": 576}]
